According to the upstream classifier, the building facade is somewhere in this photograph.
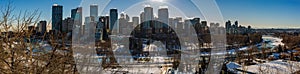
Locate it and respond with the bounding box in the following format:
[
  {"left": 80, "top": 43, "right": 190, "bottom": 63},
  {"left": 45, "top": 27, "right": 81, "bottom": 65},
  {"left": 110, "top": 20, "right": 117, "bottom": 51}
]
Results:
[{"left": 52, "top": 4, "right": 63, "bottom": 33}]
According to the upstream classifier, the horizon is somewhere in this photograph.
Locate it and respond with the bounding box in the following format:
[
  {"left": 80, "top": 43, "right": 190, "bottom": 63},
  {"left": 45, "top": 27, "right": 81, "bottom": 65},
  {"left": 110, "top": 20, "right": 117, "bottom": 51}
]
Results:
[{"left": 0, "top": 0, "right": 299, "bottom": 28}]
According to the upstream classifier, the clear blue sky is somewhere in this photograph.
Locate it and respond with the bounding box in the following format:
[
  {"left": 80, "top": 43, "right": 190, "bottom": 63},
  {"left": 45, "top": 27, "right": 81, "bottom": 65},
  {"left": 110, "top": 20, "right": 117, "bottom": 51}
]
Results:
[{"left": 0, "top": 0, "right": 299, "bottom": 28}]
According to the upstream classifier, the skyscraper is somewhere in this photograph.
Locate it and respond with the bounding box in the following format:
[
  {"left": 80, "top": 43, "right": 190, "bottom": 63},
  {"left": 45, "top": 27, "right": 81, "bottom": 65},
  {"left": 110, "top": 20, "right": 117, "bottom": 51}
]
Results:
[
  {"left": 140, "top": 12, "right": 145, "bottom": 23},
  {"left": 71, "top": 8, "right": 77, "bottom": 20},
  {"left": 234, "top": 21, "right": 238, "bottom": 28},
  {"left": 90, "top": 4, "right": 98, "bottom": 21},
  {"left": 99, "top": 16, "right": 109, "bottom": 40},
  {"left": 100, "top": 16, "right": 109, "bottom": 31},
  {"left": 62, "top": 18, "right": 68, "bottom": 33},
  {"left": 158, "top": 7, "right": 169, "bottom": 28},
  {"left": 38, "top": 21, "right": 47, "bottom": 34},
  {"left": 192, "top": 18, "right": 200, "bottom": 25},
  {"left": 72, "top": 7, "right": 83, "bottom": 36},
  {"left": 120, "top": 12, "right": 130, "bottom": 21},
  {"left": 144, "top": 6, "right": 154, "bottom": 21},
  {"left": 144, "top": 6, "right": 154, "bottom": 29},
  {"left": 132, "top": 17, "right": 139, "bottom": 27},
  {"left": 110, "top": 9, "right": 118, "bottom": 32},
  {"left": 84, "top": 16, "right": 96, "bottom": 39},
  {"left": 225, "top": 20, "right": 232, "bottom": 28},
  {"left": 52, "top": 4, "right": 63, "bottom": 33},
  {"left": 77, "top": 7, "right": 83, "bottom": 25},
  {"left": 119, "top": 12, "right": 131, "bottom": 34},
  {"left": 62, "top": 17, "right": 73, "bottom": 33},
  {"left": 85, "top": 17, "right": 91, "bottom": 34}
]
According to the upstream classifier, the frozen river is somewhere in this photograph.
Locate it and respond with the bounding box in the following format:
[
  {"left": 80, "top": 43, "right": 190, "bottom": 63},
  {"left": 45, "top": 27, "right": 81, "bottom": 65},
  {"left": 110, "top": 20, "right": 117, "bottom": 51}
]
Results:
[{"left": 228, "top": 35, "right": 284, "bottom": 54}]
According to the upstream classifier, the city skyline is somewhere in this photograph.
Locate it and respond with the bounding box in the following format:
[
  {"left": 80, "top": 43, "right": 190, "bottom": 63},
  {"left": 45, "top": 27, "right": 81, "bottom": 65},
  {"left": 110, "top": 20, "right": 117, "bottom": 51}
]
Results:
[
  {"left": 0, "top": 0, "right": 299, "bottom": 28},
  {"left": 1, "top": 0, "right": 300, "bottom": 74}
]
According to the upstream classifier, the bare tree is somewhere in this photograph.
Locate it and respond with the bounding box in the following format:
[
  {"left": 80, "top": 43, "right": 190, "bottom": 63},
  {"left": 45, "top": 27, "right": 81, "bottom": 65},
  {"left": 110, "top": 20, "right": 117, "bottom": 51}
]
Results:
[
  {"left": 0, "top": 2, "right": 40, "bottom": 73},
  {"left": 0, "top": 2, "right": 77, "bottom": 74}
]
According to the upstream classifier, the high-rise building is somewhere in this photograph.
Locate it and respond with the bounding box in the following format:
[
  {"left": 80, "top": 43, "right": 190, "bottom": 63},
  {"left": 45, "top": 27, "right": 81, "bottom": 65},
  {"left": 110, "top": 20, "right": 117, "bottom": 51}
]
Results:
[
  {"left": 234, "top": 21, "right": 238, "bottom": 28},
  {"left": 191, "top": 18, "right": 200, "bottom": 25},
  {"left": 143, "top": 6, "right": 154, "bottom": 29},
  {"left": 84, "top": 16, "right": 96, "bottom": 40},
  {"left": 84, "top": 17, "right": 90, "bottom": 35},
  {"left": 174, "top": 17, "right": 182, "bottom": 29},
  {"left": 89, "top": 5, "right": 98, "bottom": 38},
  {"left": 72, "top": 7, "right": 83, "bottom": 36},
  {"left": 62, "top": 18, "right": 68, "bottom": 33},
  {"left": 120, "top": 12, "right": 130, "bottom": 21},
  {"left": 132, "top": 17, "right": 139, "bottom": 27},
  {"left": 183, "top": 19, "right": 191, "bottom": 30},
  {"left": 158, "top": 7, "right": 169, "bottom": 28},
  {"left": 144, "top": 6, "right": 154, "bottom": 21},
  {"left": 225, "top": 20, "right": 232, "bottom": 28},
  {"left": 52, "top": 4, "right": 63, "bottom": 33},
  {"left": 62, "top": 17, "right": 73, "bottom": 33},
  {"left": 77, "top": 7, "right": 83, "bottom": 25},
  {"left": 120, "top": 13, "right": 130, "bottom": 22},
  {"left": 201, "top": 21, "right": 208, "bottom": 27},
  {"left": 28, "top": 26, "right": 36, "bottom": 32},
  {"left": 110, "top": 9, "right": 118, "bottom": 32},
  {"left": 169, "top": 18, "right": 174, "bottom": 28},
  {"left": 90, "top": 4, "right": 98, "bottom": 21},
  {"left": 140, "top": 12, "right": 145, "bottom": 23},
  {"left": 100, "top": 16, "right": 109, "bottom": 30},
  {"left": 85, "top": 17, "right": 91, "bottom": 35},
  {"left": 71, "top": 8, "right": 77, "bottom": 19},
  {"left": 119, "top": 13, "right": 130, "bottom": 34},
  {"left": 38, "top": 21, "right": 47, "bottom": 34},
  {"left": 225, "top": 20, "right": 232, "bottom": 33},
  {"left": 99, "top": 16, "right": 109, "bottom": 40}
]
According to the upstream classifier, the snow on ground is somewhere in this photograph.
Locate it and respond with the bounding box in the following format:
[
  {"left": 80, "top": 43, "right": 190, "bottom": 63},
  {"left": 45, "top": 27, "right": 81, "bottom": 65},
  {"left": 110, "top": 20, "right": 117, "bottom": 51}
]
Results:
[
  {"left": 228, "top": 36, "right": 285, "bottom": 53},
  {"left": 239, "top": 47, "right": 248, "bottom": 51},
  {"left": 227, "top": 62, "right": 241, "bottom": 73},
  {"left": 262, "top": 35, "right": 285, "bottom": 46},
  {"left": 237, "top": 60, "right": 300, "bottom": 74}
]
